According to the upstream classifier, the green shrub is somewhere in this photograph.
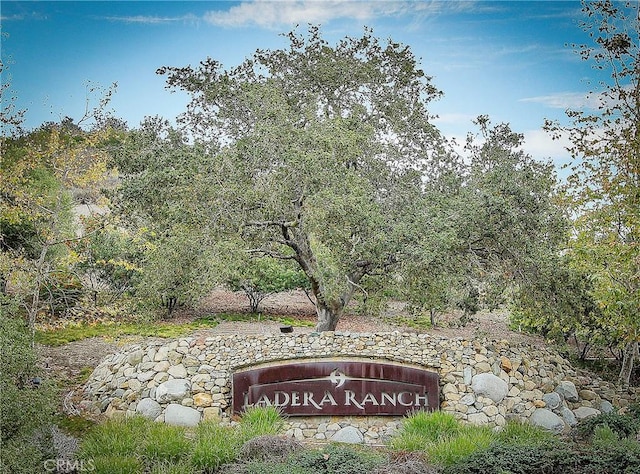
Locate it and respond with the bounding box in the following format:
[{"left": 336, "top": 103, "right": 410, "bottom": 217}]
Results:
[
  {"left": 142, "top": 423, "right": 192, "bottom": 464},
  {"left": 389, "top": 431, "right": 433, "bottom": 452},
  {"left": 239, "top": 406, "right": 284, "bottom": 440},
  {"left": 391, "top": 411, "right": 461, "bottom": 452},
  {"left": 442, "top": 439, "right": 640, "bottom": 474},
  {"left": 496, "top": 419, "right": 554, "bottom": 446},
  {"left": 426, "top": 425, "right": 494, "bottom": 467},
  {"left": 293, "top": 443, "right": 386, "bottom": 474},
  {"left": 442, "top": 441, "right": 566, "bottom": 474},
  {"left": 219, "top": 460, "right": 312, "bottom": 474},
  {"left": 0, "top": 315, "right": 57, "bottom": 474},
  {"left": 91, "top": 455, "right": 143, "bottom": 474},
  {"left": 577, "top": 410, "right": 640, "bottom": 441},
  {"left": 190, "top": 421, "right": 241, "bottom": 472},
  {"left": 79, "top": 416, "right": 150, "bottom": 459},
  {"left": 149, "top": 460, "right": 196, "bottom": 474}
]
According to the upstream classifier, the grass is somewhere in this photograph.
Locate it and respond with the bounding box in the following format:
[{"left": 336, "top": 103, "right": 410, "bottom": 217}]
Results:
[
  {"left": 238, "top": 406, "right": 285, "bottom": 440},
  {"left": 389, "top": 411, "right": 494, "bottom": 467},
  {"left": 495, "top": 419, "right": 555, "bottom": 446},
  {"left": 68, "top": 408, "right": 640, "bottom": 474},
  {"left": 76, "top": 407, "right": 287, "bottom": 474},
  {"left": 425, "top": 425, "right": 494, "bottom": 467},
  {"left": 35, "top": 319, "right": 220, "bottom": 346},
  {"left": 36, "top": 312, "right": 314, "bottom": 346}
]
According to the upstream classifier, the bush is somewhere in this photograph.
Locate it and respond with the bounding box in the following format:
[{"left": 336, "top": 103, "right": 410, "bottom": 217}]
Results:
[
  {"left": 190, "top": 422, "right": 241, "bottom": 472},
  {"left": 239, "top": 435, "right": 301, "bottom": 461},
  {"left": 79, "top": 416, "right": 150, "bottom": 459},
  {"left": 442, "top": 439, "right": 640, "bottom": 474},
  {"left": 293, "top": 443, "right": 387, "bottom": 474},
  {"left": 389, "top": 411, "right": 493, "bottom": 466},
  {"left": 496, "top": 419, "right": 555, "bottom": 446},
  {"left": 219, "top": 460, "right": 311, "bottom": 474},
  {"left": 0, "top": 315, "right": 57, "bottom": 474},
  {"left": 91, "top": 455, "right": 143, "bottom": 474},
  {"left": 426, "top": 425, "right": 494, "bottom": 467},
  {"left": 390, "top": 411, "right": 461, "bottom": 451},
  {"left": 238, "top": 406, "right": 284, "bottom": 441},
  {"left": 577, "top": 410, "right": 640, "bottom": 441},
  {"left": 142, "top": 423, "right": 192, "bottom": 464}
]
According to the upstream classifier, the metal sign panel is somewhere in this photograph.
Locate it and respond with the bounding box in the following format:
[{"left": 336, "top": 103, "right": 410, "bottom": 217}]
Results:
[{"left": 232, "top": 360, "right": 439, "bottom": 416}]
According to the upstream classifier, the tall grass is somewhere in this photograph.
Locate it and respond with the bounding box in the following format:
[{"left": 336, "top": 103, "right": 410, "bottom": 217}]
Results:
[
  {"left": 496, "top": 419, "right": 554, "bottom": 446},
  {"left": 426, "top": 425, "right": 494, "bottom": 467},
  {"left": 79, "top": 416, "right": 150, "bottom": 459},
  {"left": 389, "top": 411, "right": 494, "bottom": 467},
  {"left": 190, "top": 422, "right": 240, "bottom": 472},
  {"left": 77, "top": 408, "right": 287, "bottom": 473},
  {"left": 390, "top": 411, "right": 461, "bottom": 451},
  {"left": 142, "top": 423, "right": 192, "bottom": 464},
  {"left": 239, "top": 406, "right": 285, "bottom": 440}
]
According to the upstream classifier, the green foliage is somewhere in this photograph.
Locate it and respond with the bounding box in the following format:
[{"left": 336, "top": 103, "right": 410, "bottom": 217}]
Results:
[
  {"left": 577, "top": 410, "right": 640, "bottom": 441},
  {"left": 390, "top": 412, "right": 494, "bottom": 467},
  {"left": 227, "top": 258, "right": 309, "bottom": 313},
  {"left": 292, "top": 443, "right": 386, "bottom": 474},
  {"left": 425, "top": 425, "right": 493, "bottom": 467},
  {"left": 79, "top": 416, "right": 150, "bottom": 459},
  {"left": 77, "top": 408, "right": 285, "bottom": 473},
  {"left": 390, "top": 411, "right": 461, "bottom": 451},
  {"left": 35, "top": 318, "right": 219, "bottom": 346},
  {"left": 238, "top": 406, "right": 284, "bottom": 440},
  {"left": 495, "top": 419, "right": 555, "bottom": 446},
  {"left": 510, "top": 254, "right": 608, "bottom": 355},
  {"left": 544, "top": 1, "right": 640, "bottom": 384},
  {"left": 190, "top": 422, "right": 241, "bottom": 472},
  {"left": 91, "top": 455, "right": 142, "bottom": 474},
  {"left": 0, "top": 315, "right": 56, "bottom": 474},
  {"left": 55, "top": 414, "right": 97, "bottom": 437},
  {"left": 142, "top": 423, "right": 192, "bottom": 464},
  {"left": 74, "top": 221, "right": 143, "bottom": 306},
  {"left": 443, "top": 439, "right": 640, "bottom": 474},
  {"left": 119, "top": 26, "right": 449, "bottom": 331}
]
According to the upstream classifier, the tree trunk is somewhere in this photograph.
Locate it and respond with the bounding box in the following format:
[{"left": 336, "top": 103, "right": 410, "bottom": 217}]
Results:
[
  {"left": 315, "top": 299, "right": 344, "bottom": 332},
  {"left": 618, "top": 340, "right": 638, "bottom": 385}
]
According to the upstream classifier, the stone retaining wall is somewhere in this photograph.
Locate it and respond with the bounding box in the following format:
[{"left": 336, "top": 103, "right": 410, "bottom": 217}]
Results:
[{"left": 81, "top": 331, "right": 638, "bottom": 443}]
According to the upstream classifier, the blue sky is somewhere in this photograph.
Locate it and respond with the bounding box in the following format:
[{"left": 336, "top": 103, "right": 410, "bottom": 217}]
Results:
[{"left": 1, "top": 1, "right": 608, "bottom": 168}]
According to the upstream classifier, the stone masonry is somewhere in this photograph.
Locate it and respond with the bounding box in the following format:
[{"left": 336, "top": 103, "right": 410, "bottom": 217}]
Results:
[{"left": 81, "top": 331, "right": 638, "bottom": 444}]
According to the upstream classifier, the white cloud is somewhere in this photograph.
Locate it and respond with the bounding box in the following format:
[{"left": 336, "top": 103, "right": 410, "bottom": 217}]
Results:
[
  {"left": 433, "top": 112, "right": 477, "bottom": 126},
  {"left": 521, "top": 128, "right": 572, "bottom": 165},
  {"left": 519, "top": 91, "right": 598, "bottom": 110},
  {"left": 202, "top": 0, "right": 465, "bottom": 29},
  {"left": 100, "top": 14, "right": 199, "bottom": 25}
]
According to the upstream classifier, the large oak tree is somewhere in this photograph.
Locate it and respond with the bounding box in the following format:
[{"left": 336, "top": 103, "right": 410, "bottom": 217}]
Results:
[{"left": 150, "top": 27, "right": 448, "bottom": 331}]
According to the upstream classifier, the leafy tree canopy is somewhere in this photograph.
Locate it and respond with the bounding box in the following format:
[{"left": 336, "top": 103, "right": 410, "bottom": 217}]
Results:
[
  {"left": 117, "top": 26, "right": 450, "bottom": 331},
  {"left": 545, "top": 0, "right": 639, "bottom": 384}
]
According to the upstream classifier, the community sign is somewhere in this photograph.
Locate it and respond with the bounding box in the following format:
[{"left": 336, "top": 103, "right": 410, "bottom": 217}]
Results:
[{"left": 232, "top": 359, "right": 439, "bottom": 416}]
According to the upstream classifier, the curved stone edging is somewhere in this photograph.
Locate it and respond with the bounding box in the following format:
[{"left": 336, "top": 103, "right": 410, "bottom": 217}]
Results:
[{"left": 81, "top": 331, "right": 638, "bottom": 443}]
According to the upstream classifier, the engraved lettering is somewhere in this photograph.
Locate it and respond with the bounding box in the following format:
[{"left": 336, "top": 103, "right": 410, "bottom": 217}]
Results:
[
  {"left": 319, "top": 391, "right": 338, "bottom": 406},
  {"left": 415, "top": 392, "right": 429, "bottom": 407},
  {"left": 344, "top": 390, "right": 364, "bottom": 410},
  {"left": 303, "top": 392, "right": 322, "bottom": 410},
  {"left": 398, "top": 391, "right": 413, "bottom": 406},
  {"left": 291, "top": 391, "right": 301, "bottom": 406},
  {"left": 273, "top": 391, "right": 290, "bottom": 407},
  {"left": 381, "top": 392, "right": 396, "bottom": 406},
  {"left": 361, "top": 392, "right": 379, "bottom": 406}
]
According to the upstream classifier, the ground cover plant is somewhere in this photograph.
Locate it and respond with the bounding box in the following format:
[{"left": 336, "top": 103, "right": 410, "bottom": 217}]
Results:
[
  {"left": 34, "top": 312, "right": 314, "bottom": 346},
  {"left": 61, "top": 401, "right": 640, "bottom": 474}
]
